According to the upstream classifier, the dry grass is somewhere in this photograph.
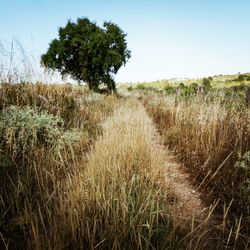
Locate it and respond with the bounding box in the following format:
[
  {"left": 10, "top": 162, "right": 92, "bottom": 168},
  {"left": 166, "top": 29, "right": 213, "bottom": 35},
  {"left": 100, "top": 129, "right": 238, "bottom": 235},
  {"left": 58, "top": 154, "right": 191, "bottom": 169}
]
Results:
[
  {"left": 1, "top": 83, "right": 249, "bottom": 249},
  {"left": 142, "top": 90, "right": 250, "bottom": 248},
  {"left": 0, "top": 83, "right": 121, "bottom": 249},
  {"left": 1, "top": 94, "right": 183, "bottom": 249},
  {"left": 67, "top": 99, "right": 221, "bottom": 249},
  {"left": 64, "top": 100, "right": 178, "bottom": 249}
]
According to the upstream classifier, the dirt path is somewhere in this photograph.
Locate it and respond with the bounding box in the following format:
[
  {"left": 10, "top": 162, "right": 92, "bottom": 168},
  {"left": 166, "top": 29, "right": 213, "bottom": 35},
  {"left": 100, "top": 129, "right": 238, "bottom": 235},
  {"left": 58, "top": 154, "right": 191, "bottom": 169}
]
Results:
[
  {"left": 117, "top": 92, "right": 217, "bottom": 248},
  {"left": 138, "top": 98, "right": 216, "bottom": 248},
  {"left": 86, "top": 94, "right": 216, "bottom": 248}
]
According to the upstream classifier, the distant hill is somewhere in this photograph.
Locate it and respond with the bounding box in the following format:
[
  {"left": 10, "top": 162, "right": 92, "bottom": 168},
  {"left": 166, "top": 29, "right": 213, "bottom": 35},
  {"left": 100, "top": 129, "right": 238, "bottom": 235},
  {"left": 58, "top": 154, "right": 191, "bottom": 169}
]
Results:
[{"left": 121, "top": 72, "right": 250, "bottom": 90}]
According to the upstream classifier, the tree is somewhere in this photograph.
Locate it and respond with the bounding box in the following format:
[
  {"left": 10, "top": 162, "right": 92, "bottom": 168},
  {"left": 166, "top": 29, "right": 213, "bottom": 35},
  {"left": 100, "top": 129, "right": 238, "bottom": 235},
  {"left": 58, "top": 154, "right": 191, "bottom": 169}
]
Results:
[
  {"left": 41, "top": 18, "right": 131, "bottom": 92},
  {"left": 237, "top": 74, "right": 246, "bottom": 82},
  {"left": 202, "top": 77, "right": 211, "bottom": 91}
]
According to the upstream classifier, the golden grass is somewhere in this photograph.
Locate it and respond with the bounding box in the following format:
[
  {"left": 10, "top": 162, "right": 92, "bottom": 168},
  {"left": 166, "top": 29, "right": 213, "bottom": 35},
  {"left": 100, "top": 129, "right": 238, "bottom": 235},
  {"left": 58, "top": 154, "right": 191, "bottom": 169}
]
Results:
[
  {"left": 63, "top": 100, "right": 180, "bottom": 249},
  {"left": 67, "top": 98, "right": 224, "bottom": 249},
  {"left": 1, "top": 82, "right": 249, "bottom": 249},
  {"left": 0, "top": 83, "right": 121, "bottom": 249},
  {"left": 142, "top": 90, "right": 250, "bottom": 248}
]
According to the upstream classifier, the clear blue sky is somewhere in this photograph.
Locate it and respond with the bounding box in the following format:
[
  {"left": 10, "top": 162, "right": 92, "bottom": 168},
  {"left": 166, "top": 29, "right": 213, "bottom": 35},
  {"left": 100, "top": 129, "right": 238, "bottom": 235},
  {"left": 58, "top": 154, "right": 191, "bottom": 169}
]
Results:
[{"left": 1, "top": 0, "right": 250, "bottom": 82}]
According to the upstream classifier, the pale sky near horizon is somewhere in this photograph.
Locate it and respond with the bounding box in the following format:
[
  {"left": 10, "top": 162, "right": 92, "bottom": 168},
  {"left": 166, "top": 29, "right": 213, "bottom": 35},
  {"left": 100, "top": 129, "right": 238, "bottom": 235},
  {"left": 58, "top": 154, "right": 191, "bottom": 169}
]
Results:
[{"left": 0, "top": 0, "right": 249, "bottom": 82}]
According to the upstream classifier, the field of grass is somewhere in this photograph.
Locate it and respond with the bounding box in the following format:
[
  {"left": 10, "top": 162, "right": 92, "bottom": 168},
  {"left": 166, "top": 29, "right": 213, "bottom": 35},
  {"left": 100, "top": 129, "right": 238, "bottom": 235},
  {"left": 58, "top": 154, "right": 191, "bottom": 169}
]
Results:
[
  {"left": 126, "top": 73, "right": 250, "bottom": 91},
  {"left": 0, "top": 80, "right": 249, "bottom": 249}
]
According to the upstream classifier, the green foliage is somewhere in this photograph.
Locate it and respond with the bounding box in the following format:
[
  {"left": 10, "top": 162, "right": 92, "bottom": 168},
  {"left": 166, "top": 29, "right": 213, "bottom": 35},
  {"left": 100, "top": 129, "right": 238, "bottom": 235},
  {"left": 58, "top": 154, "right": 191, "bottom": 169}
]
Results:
[
  {"left": 41, "top": 17, "right": 131, "bottom": 92},
  {"left": 202, "top": 77, "right": 212, "bottom": 91},
  {"left": 164, "top": 85, "right": 176, "bottom": 95},
  {"left": 0, "top": 106, "right": 63, "bottom": 211},
  {"left": 190, "top": 82, "right": 198, "bottom": 92},
  {"left": 0, "top": 106, "right": 63, "bottom": 161},
  {"left": 177, "top": 83, "right": 194, "bottom": 98},
  {"left": 135, "top": 84, "right": 146, "bottom": 90},
  {"left": 0, "top": 105, "right": 83, "bottom": 249},
  {"left": 127, "top": 85, "right": 133, "bottom": 91},
  {"left": 178, "top": 82, "right": 185, "bottom": 89},
  {"left": 237, "top": 74, "right": 247, "bottom": 82}
]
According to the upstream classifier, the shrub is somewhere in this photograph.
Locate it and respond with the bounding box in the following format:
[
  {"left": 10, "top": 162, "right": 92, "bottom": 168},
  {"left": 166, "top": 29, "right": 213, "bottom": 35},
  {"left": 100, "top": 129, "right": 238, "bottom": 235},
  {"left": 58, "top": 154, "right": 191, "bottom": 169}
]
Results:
[
  {"left": 177, "top": 83, "right": 194, "bottom": 98},
  {"left": 0, "top": 106, "right": 84, "bottom": 249},
  {"left": 178, "top": 82, "right": 185, "bottom": 89},
  {"left": 164, "top": 85, "right": 176, "bottom": 95},
  {"left": 237, "top": 74, "right": 247, "bottom": 82},
  {"left": 0, "top": 106, "right": 63, "bottom": 161},
  {"left": 202, "top": 77, "right": 212, "bottom": 91}
]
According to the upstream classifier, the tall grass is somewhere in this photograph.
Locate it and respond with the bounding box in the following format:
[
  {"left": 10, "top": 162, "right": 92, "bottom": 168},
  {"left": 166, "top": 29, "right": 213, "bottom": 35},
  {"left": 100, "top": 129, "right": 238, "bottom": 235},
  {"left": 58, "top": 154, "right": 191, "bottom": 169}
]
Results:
[
  {"left": 1, "top": 82, "right": 249, "bottom": 249},
  {"left": 0, "top": 83, "right": 121, "bottom": 249},
  {"left": 142, "top": 90, "right": 250, "bottom": 248},
  {"left": 0, "top": 92, "right": 182, "bottom": 249},
  {"left": 63, "top": 101, "right": 181, "bottom": 249},
  {"left": 0, "top": 83, "right": 217, "bottom": 249}
]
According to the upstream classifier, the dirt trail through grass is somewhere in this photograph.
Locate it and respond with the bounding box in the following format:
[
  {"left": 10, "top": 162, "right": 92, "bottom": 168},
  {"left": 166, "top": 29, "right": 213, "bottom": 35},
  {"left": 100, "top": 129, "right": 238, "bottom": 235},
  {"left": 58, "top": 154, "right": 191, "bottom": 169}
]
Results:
[
  {"left": 135, "top": 98, "right": 213, "bottom": 225},
  {"left": 84, "top": 96, "right": 215, "bottom": 248}
]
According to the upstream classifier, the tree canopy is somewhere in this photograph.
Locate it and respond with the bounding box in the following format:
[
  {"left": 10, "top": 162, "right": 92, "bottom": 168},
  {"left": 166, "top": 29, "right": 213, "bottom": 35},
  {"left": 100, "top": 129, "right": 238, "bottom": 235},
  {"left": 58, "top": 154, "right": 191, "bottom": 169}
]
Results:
[{"left": 41, "top": 17, "right": 131, "bottom": 92}]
